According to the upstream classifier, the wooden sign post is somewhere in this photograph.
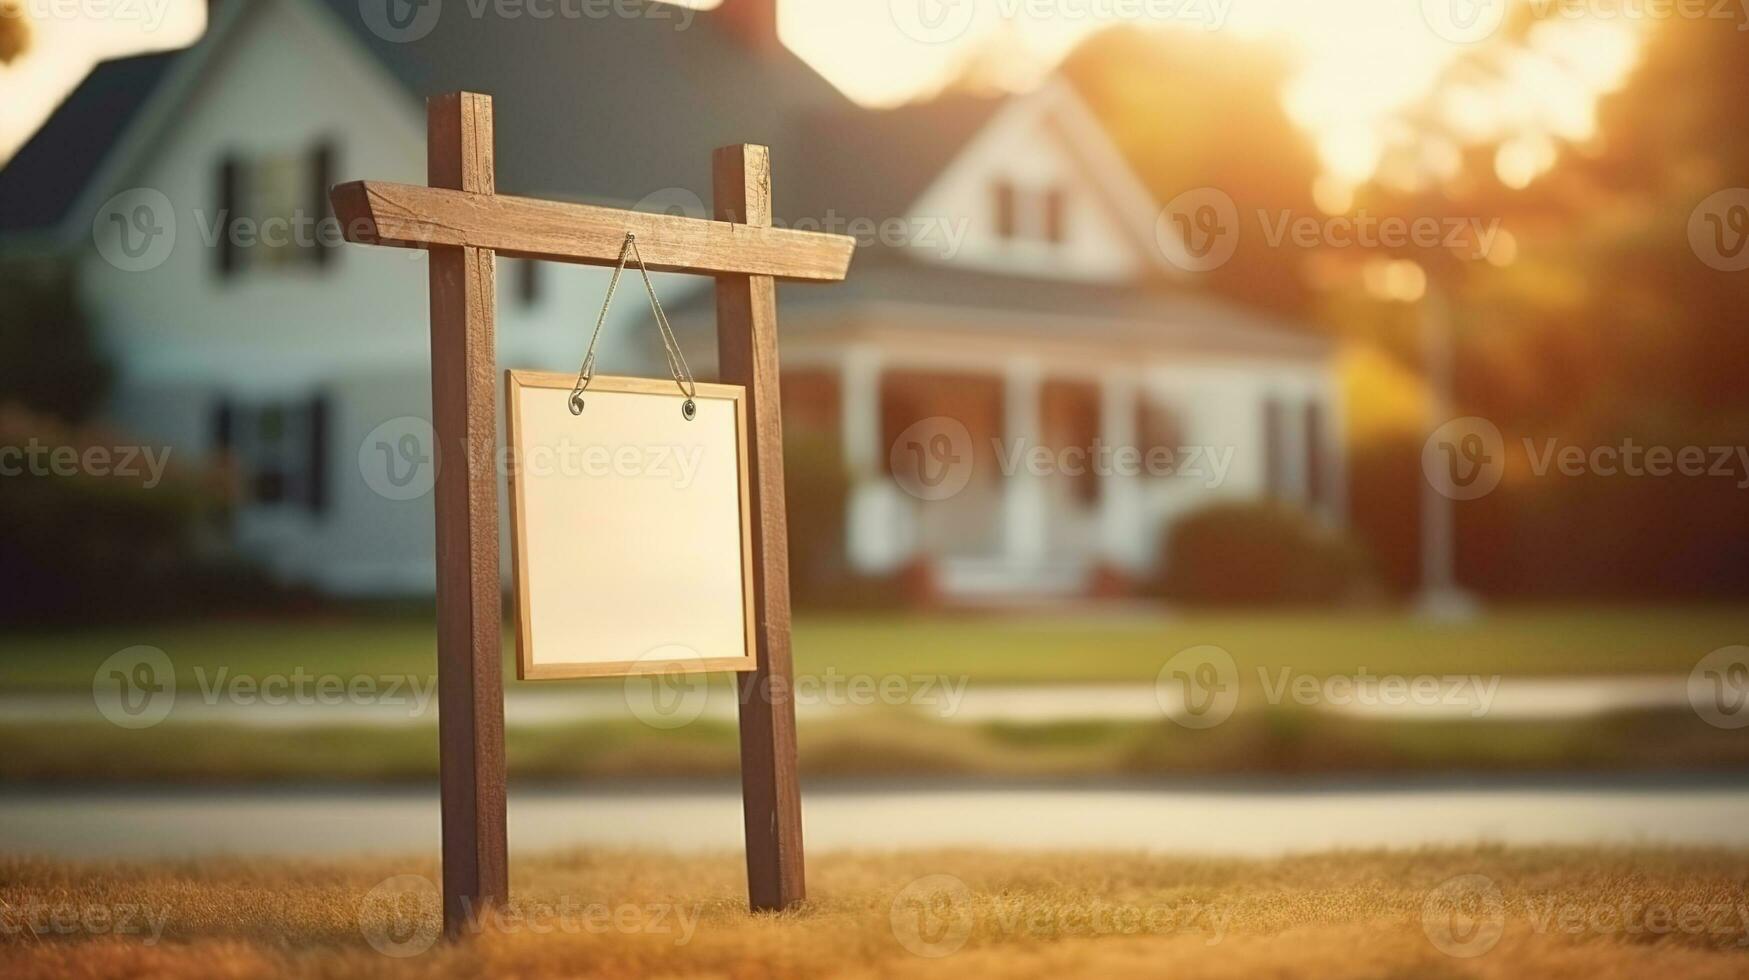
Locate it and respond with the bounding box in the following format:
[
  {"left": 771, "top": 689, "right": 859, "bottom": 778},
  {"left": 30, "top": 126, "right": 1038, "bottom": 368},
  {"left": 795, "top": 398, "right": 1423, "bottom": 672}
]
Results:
[{"left": 331, "top": 91, "right": 854, "bottom": 937}]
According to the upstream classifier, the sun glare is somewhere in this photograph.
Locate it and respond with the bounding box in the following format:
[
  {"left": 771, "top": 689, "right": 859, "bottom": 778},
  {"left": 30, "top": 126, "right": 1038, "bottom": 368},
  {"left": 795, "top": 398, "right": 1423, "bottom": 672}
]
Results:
[{"left": 782, "top": 1, "right": 1648, "bottom": 189}]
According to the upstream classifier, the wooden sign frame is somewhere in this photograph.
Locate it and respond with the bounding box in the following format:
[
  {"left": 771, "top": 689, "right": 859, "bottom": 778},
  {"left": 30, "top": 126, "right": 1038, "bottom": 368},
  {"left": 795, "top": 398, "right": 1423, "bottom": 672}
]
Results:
[
  {"left": 331, "top": 91, "right": 853, "bottom": 937},
  {"left": 504, "top": 370, "right": 759, "bottom": 680}
]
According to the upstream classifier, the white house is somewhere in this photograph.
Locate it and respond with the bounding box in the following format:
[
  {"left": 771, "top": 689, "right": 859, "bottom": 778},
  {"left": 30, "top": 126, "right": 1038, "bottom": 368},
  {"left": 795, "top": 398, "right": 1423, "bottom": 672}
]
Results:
[{"left": 0, "top": 0, "right": 1343, "bottom": 602}]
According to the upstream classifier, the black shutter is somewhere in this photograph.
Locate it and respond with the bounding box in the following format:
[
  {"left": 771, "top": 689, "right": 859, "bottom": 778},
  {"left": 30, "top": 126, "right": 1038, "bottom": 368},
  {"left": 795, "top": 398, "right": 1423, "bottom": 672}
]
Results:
[
  {"left": 310, "top": 139, "right": 335, "bottom": 267},
  {"left": 518, "top": 259, "right": 540, "bottom": 306},
  {"left": 212, "top": 397, "right": 234, "bottom": 452},
  {"left": 217, "top": 155, "right": 244, "bottom": 280},
  {"left": 307, "top": 393, "right": 330, "bottom": 515},
  {"left": 217, "top": 154, "right": 241, "bottom": 278},
  {"left": 994, "top": 180, "right": 1017, "bottom": 240}
]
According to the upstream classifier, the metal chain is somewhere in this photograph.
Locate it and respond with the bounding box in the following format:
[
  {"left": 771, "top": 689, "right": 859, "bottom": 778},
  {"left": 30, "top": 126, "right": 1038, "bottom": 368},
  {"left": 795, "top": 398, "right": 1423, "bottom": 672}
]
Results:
[{"left": 569, "top": 232, "right": 698, "bottom": 419}]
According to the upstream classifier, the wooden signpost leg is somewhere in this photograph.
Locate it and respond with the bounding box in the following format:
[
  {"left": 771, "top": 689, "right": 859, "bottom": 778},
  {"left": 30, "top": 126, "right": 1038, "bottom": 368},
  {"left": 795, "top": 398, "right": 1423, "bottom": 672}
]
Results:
[
  {"left": 714, "top": 144, "right": 807, "bottom": 911},
  {"left": 426, "top": 91, "right": 510, "bottom": 938}
]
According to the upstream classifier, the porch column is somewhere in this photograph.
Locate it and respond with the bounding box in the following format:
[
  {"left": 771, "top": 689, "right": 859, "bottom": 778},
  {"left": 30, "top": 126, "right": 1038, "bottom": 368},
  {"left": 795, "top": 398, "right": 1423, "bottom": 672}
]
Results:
[
  {"left": 843, "top": 347, "right": 906, "bottom": 573},
  {"left": 1099, "top": 374, "right": 1147, "bottom": 570},
  {"left": 841, "top": 346, "right": 881, "bottom": 477},
  {"left": 1003, "top": 359, "right": 1047, "bottom": 565}
]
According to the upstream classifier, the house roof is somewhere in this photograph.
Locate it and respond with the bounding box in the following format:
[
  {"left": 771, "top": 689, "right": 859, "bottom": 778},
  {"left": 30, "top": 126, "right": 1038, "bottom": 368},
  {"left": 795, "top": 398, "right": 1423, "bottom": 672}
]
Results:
[
  {"left": 0, "top": 47, "right": 180, "bottom": 237},
  {"left": 0, "top": 0, "right": 853, "bottom": 238},
  {"left": 1, "top": 0, "right": 1330, "bottom": 358},
  {"left": 665, "top": 249, "right": 1331, "bottom": 360},
  {"left": 782, "top": 93, "right": 1004, "bottom": 223}
]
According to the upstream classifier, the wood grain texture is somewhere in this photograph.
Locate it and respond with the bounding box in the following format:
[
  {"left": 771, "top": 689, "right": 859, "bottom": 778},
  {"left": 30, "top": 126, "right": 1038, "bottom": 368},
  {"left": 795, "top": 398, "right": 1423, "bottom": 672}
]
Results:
[
  {"left": 330, "top": 180, "right": 854, "bottom": 282},
  {"left": 426, "top": 91, "right": 509, "bottom": 940},
  {"left": 714, "top": 143, "right": 806, "bottom": 911}
]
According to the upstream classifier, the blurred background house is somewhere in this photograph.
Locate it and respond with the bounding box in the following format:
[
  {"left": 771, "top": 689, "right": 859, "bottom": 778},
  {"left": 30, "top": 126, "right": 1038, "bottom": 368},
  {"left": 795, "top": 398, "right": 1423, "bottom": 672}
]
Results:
[
  {"left": 0, "top": 0, "right": 1344, "bottom": 608},
  {"left": 3, "top": 0, "right": 1748, "bottom": 621}
]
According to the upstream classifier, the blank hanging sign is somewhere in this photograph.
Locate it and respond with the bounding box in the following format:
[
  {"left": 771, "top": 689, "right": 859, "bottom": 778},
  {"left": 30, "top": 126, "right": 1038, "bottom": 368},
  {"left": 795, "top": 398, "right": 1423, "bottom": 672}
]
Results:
[{"left": 505, "top": 370, "right": 757, "bottom": 679}]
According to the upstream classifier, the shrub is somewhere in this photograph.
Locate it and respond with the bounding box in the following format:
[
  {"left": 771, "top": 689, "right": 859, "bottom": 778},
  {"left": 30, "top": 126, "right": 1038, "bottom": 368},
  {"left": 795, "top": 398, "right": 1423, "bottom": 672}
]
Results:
[
  {"left": 1155, "top": 501, "right": 1377, "bottom": 607},
  {"left": 0, "top": 406, "right": 277, "bottom": 624},
  {"left": 783, "top": 429, "right": 907, "bottom": 609}
]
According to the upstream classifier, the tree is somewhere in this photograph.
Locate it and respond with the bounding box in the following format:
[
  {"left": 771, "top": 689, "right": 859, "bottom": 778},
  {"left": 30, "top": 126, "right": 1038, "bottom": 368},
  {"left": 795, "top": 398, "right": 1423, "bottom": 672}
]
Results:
[
  {"left": 0, "top": 261, "right": 112, "bottom": 422},
  {"left": 0, "top": 3, "right": 28, "bottom": 65}
]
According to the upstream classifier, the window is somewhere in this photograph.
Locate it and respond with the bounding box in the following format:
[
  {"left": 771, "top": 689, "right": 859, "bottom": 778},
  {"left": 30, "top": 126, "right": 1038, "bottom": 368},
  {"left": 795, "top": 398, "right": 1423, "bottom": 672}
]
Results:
[
  {"left": 212, "top": 395, "right": 329, "bottom": 515},
  {"left": 216, "top": 139, "right": 336, "bottom": 277},
  {"left": 1137, "top": 396, "right": 1184, "bottom": 461},
  {"left": 991, "top": 179, "right": 1069, "bottom": 244},
  {"left": 1043, "top": 186, "right": 1067, "bottom": 243},
  {"left": 994, "top": 179, "right": 1018, "bottom": 240}
]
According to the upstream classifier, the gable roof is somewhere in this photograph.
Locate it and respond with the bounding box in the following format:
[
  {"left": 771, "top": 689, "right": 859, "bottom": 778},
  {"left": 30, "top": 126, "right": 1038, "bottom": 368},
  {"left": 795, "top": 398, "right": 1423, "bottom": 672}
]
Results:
[
  {"left": 782, "top": 92, "right": 1004, "bottom": 223},
  {"left": 0, "top": 0, "right": 854, "bottom": 240},
  {"left": 0, "top": 48, "right": 180, "bottom": 240}
]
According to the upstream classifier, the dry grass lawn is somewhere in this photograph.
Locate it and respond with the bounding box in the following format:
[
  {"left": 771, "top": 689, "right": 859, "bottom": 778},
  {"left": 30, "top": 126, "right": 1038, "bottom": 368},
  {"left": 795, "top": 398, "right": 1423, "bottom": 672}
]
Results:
[{"left": 4, "top": 847, "right": 1749, "bottom": 978}]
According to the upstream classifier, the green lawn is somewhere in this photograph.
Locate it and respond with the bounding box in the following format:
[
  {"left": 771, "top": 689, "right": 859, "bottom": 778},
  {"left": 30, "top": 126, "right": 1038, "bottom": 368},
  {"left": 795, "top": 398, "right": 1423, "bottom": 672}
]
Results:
[
  {"left": 6, "top": 706, "right": 1747, "bottom": 784},
  {"left": 2, "top": 605, "right": 1744, "bottom": 691}
]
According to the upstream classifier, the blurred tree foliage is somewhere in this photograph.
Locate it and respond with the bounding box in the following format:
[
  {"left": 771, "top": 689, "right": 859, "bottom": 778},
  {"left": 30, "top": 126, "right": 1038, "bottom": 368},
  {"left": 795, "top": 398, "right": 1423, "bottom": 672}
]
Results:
[
  {"left": 0, "top": 261, "right": 112, "bottom": 422},
  {"left": 1057, "top": 17, "right": 1749, "bottom": 599},
  {"left": 1059, "top": 27, "right": 1319, "bottom": 319},
  {"left": 0, "top": 3, "right": 27, "bottom": 65}
]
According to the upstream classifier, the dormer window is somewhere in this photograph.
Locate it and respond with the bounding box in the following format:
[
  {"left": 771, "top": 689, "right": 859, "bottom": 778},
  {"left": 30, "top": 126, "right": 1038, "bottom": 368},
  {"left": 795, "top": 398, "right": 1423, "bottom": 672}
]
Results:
[
  {"left": 1043, "top": 186, "right": 1067, "bottom": 243},
  {"left": 994, "top": 179, "right": 1019, "bottom": 240},
  {"left": 992, "top": 178, "right": 1069, "bottom": 244}
]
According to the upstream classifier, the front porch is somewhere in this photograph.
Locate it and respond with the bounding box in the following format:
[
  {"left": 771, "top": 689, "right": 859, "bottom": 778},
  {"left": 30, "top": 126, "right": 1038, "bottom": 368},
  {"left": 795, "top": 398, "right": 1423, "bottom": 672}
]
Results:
[{"left": 781, "top": 330, "right": 1345, "bottom": 603}]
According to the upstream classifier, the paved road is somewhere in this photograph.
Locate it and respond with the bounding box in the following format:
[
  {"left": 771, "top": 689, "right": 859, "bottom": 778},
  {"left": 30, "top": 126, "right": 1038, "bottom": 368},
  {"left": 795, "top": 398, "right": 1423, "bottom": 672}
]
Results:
[{"left": 3, "top": 777, "right": 1744, "bottom": 858}]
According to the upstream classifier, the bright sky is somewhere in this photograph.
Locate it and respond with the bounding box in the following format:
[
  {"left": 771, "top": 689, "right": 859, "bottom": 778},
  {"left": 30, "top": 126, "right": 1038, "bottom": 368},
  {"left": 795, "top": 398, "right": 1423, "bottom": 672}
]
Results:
[
  {"left": 777, "top": 0, "right": 1646, "bottom": 191},
  {"left": 3, "top": 0, "right": 1644, "bottom": 192},
  {"left": 0, "top": 0, "right": 207, "bottom": 162}
]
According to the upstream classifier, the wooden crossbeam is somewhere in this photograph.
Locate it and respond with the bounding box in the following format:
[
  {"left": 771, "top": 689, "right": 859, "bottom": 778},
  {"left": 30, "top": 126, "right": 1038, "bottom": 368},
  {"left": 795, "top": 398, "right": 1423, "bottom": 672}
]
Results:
[{"left": 331, "top": 180, "right": 853, "bottom": 281}]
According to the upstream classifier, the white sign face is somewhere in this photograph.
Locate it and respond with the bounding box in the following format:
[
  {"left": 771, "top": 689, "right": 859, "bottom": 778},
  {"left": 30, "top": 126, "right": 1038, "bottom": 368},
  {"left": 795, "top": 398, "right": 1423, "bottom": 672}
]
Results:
[{"left": 505, "top": 370, "right": 756, "bottom": 679}]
